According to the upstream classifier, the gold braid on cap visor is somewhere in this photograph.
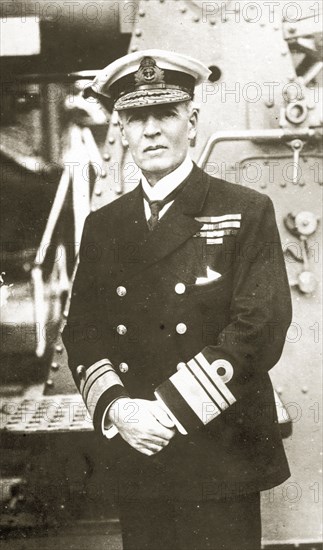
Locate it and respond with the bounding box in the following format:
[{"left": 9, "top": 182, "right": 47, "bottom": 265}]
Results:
[{"left": 114, "top": 87, "right": 192, "bottom": 111}]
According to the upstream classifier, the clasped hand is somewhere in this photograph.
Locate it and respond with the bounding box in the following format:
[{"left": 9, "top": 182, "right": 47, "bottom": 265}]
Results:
[{"left": 108, "top": 398, "right": 176, "bottom": 456}]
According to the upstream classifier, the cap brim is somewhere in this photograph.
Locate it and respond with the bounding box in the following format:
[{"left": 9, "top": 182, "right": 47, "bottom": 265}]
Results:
[{"left": 114, "top": 88, "right": 191, "bottom": 111}]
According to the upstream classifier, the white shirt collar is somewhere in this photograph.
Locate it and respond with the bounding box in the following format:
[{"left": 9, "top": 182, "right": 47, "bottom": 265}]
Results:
[{"left": 140, "top": 154, "right": 193, "bottom": 201}]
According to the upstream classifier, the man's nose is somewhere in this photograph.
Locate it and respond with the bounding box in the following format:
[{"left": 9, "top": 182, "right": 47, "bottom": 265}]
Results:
[{"left": 143, "top": 115, "right": 161, "bottom": 137}]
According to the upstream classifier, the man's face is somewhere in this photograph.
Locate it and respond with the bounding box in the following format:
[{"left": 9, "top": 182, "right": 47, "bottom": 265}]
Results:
[{"left": 118, "top": 102, "right": 198, "bottom": 183}]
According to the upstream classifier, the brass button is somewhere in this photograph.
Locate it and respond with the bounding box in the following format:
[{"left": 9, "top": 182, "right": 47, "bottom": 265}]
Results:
[
  {"left": 119, "top": 362, "right": 129, "bottom": 373},
  {"left": 175, "top": 283, "right": 186, "bottom": 295},
  {"left": 76, "top": 365, "right": 85, "bottom": 378},
  {"left": 116, "top": 286, "right": 127, "bottom": 297},
  {"left": 117, "top": 324, "right": 127, "bottom": 335},
  {"left": 177, "top": 362, "right": 186, "bottom": 371},
  {"left": 176, "top": 323, "right": 187, "bottom": 335}
]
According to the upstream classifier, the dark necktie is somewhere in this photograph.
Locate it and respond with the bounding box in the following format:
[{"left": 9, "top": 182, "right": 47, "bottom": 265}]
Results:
[{"left": 142, "top": 176, "right": 189, "bottom": 231}]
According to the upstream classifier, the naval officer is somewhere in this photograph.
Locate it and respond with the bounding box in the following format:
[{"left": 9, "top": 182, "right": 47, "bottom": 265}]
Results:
[{"left": 62, "top": 49, "right": 292, "bottom": 550}]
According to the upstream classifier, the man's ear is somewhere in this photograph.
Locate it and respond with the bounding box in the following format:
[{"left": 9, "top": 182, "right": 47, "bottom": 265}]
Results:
[
  {"left": 118, "top": 118, "right": 129, "bottom": 147},
  {"left": 188, "top": 107, "right": 198, "bottom": 141}
]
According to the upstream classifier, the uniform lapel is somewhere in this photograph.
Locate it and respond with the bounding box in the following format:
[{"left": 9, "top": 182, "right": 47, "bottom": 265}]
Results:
[{"left": 115, "top": 164, "right": 210, "bottom": 281}]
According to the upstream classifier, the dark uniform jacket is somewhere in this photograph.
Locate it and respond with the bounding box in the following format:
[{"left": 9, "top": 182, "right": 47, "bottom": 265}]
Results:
[{"left": 62, "top": 164, "right": 292, "bottom": 501}]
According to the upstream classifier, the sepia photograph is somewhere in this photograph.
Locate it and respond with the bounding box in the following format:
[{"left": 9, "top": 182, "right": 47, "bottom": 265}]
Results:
[{"left": 0, "top": 1, "right": 322, "bottom": 549}]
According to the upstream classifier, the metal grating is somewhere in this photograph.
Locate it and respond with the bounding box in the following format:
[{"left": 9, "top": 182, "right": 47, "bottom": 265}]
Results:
[{"left": 0, "top": 395, "right": 93, "bottom": 433}]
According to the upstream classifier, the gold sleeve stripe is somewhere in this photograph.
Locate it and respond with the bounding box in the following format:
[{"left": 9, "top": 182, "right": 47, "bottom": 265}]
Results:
[
  {"left": 80, "top": 358, "right": 113, "bottom": 392},
  {"left": 169, "top": 366, "right": 219, "bottom": 423},
  {"left": 187, "top": 358, "right": 228, "bottom": 411},
  {"left": 82, "top": 366, "right": 116, "bottom": 402},
  {"left": 195, "top": 353, "right": 236, "bottom": 405},
  {"left": 85, "top": 358, "right": 113, "bottom": 377},
  {"left": 81, "top": 364, "right": 114, "bottom": 396},
  {"left": 85, "top": 370, "right": 124, "bottom": 417}
]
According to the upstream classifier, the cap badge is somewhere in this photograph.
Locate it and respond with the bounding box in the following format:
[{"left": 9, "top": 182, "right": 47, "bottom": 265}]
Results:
[{"left": 134, "top": 57, "right": 165, "bottom": 86}]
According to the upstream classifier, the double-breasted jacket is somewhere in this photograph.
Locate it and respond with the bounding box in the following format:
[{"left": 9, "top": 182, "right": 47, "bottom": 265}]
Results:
[{"left": 62, "top": 164, "right": 292, "bottom": 500}]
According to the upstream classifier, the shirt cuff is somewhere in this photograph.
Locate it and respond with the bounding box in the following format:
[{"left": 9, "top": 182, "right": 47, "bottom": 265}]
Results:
[
  {"left": 76, "top": 358, "right": 130, "bottom": 433},
  {"left": 101, "top": 396, "right": 126, "bottom": 439},
  {"left": 155, "top": 352, "right": 235, "bottom": 433}
]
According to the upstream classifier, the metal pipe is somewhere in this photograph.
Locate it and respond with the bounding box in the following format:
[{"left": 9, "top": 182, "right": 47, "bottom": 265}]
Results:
[
  {"left": 31, "top": 162, "right": 71, "bottom": 357},
  {"left": 82, "top": 127, "right": 104, "bottom": 171},
  {"left": 41, "top": 82, "right": 62, "bottom": 163},
  {"left": 15, "top": 71, "right": 100, "bottom": 83},
  {"left": 197, "top": 128, "right": 317, "bottom": 168},
  {"left": 302, "top": 61, "right": 323, "bottom": 86},
  {"left": 32, "top": 265, "right": 46, "bottom": 357},
  {"left": 70, "top": 126, "right": 91, "bottom": 255},
  {"left": 35, "top": 162, "right": 71, "bottom": 267}
]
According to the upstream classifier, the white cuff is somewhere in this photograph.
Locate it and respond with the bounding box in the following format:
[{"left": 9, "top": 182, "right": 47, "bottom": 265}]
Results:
[{"left": 101, "top": 397, "right": 124, "bottom": 439}]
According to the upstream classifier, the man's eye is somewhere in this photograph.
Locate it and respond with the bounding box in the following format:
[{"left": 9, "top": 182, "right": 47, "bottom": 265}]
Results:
[
  {"left": 127, "top": 115, "right": 141, "bottom": 123},
  {"left": 156, "top": 110, "right": 176, "bottom": 120}
]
